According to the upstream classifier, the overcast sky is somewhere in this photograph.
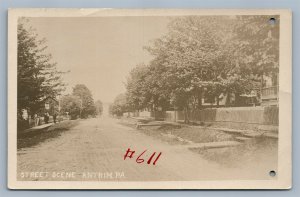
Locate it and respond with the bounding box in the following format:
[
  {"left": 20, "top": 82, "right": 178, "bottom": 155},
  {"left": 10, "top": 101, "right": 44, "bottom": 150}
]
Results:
[{"left": 28, "top": 17, "right": 171, "bottom": 103}]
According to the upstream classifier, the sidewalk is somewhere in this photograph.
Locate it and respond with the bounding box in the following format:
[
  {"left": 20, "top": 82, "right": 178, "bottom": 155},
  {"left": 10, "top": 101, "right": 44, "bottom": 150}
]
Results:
[
  {"left": 23, "top": 123, "right": 53, "bottom": 134},
  {"left": 132, "top": 117, "right": 278, "bottom": 139}
]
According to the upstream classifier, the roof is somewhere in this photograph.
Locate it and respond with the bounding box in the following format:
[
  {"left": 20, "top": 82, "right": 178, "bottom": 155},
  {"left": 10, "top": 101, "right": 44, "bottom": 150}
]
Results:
[{"left": 43, "top": 96, "right": 59, "bottom": 104}]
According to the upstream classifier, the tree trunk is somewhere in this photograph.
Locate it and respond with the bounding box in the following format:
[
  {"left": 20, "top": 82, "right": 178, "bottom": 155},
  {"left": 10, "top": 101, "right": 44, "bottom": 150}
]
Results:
[
  {"left": 235, "top": 93, "right": 239, "bottom": 106},
  {"left": 225, "top": 92, "right": 230, "bottom": 107},
  {"left": 197, "top": 87, "right": 202, "bottom": 109},
  {"left": 184, "top": 105, "right": 190, "bottom": 124},
  {"left": 260, "top": 74, "right": 264, "bottom": 103}
]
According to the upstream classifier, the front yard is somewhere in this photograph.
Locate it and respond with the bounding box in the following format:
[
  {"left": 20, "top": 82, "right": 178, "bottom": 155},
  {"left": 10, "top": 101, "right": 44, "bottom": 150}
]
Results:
[
  {"left": 17, "top": 120, "right": 79, "bottom": 150},
  {"left": 118, "top": 117, "right": 278, "bottom": 170}
]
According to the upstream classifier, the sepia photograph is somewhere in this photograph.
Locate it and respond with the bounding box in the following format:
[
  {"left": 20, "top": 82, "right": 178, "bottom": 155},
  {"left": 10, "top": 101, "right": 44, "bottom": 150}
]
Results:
[{"left": 7, "top": 9, "right": 292, "bottom": 189}]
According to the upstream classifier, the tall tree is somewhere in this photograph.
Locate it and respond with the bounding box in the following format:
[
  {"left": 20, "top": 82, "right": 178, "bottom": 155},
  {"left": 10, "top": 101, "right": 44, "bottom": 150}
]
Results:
[
  {"left": 144, "top": 16, "right": 238, "bottom": 121},
  {"left": 233, "top": 15, "right": 279, "bottom": 77},
  {"left": 109, "top": 93, "right": 128, "bottom": 116},
  {"left": 126, "top": 63, "right": 171, "bottom": 112},
  {"left": 126, "top": 64, "right": 150, "bottom": 111},
  {"left": 59, "top": 95, "right": 81, "bottom": 119},
  {"left": 232, "top": 15, "right": 279, "bottom": 97},
  {"left": 17, "top": 19, "right": 66, "bottom": 115},
  {"left": 121, "top": 16, "right": 279, "bottom": 122},
  {"left": 72, "top": 84, "right": 96, "bottom": 118}
]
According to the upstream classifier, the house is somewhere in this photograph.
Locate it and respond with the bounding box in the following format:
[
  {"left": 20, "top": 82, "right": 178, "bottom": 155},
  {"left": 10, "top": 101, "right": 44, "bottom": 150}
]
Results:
[
  {"left": 260, "top": 74, "right": 279, "bottom": 106},
  {"left": 42, "top": 96, "right": 59, "bottom": 115}
]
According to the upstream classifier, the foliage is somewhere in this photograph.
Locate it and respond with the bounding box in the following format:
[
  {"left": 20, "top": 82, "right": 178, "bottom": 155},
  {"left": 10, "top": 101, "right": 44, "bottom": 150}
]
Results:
[
  {"left": 59, "top": 95, "right": 81, "bottom": 119},
  {"left": 121, "top": 15, "right": 279, "bottom": 119},
  {"left": 59, "top": 84, "right": 98, "bottom": 119},
  {"left": 233, "top": 15, "right": 279, "bottom": 77},
  {"left": 109, "top": 93, "right": 128, "bottom": 116},
  {"left": 72, "top": 84, "right": 97, "bottom": 118},
  {"left": 116, "top": 16, "right": 280, "bottom": 122},
  {"left": 17, "top": 19, "right": 66, "bottom": 115},
  {"left": 125, "top": 64, "right": 150, "bottom": 111}
]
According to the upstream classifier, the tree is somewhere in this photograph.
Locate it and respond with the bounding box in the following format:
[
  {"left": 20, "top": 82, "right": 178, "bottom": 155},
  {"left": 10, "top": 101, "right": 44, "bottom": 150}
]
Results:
[
  {"left": 144, "top": 16, "right": 238, "bottom": 121},
  {"left": 72, "top": 84, "right": 96, "bottom": 118},
  {"left": 59, "top": 95, "right": 81, "bottom": 119},
  {"left": 233, "top": 16, "right": 279, "bottom": 77},
  {"left": 126, "top": 63, "right": 171, "bottom": 112},
  {"left": 109, "top": 93, "right": 128, "bottom": 116},
  {"left": 120, "top": 16, "right": 278, "bottom": 122},
  {"left": 232, "top": 15, "right": 279, "bottom": 98},
  {"left": 125, "top": 64, "right": 150, "bottom": 111},
  {"left": 17, "top": 19, "right": 66, "bottom": 116},
  {"left": 144, "top": 16, "right": 274, "bottom": 110}
]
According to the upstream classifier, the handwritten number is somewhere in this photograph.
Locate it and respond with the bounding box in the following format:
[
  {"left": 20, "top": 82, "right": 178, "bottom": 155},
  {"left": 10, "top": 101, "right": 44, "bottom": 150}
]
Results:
[
  {"left": 153, "top": 152, "right": 162, "bottom": 165},
  {"left": 147, "top": 152, "right": 156, "bottom": 164},
  {"left": 124, "top": 148, "right": 162, "bottom": 166},
  {"left": 136, "top": 150, "right": 147, "bottom": 163}
]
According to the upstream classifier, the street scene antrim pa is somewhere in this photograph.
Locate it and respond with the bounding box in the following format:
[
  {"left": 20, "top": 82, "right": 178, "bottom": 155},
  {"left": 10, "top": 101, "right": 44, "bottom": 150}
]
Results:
[{"left": 17, "top": 15, "right": 279, "bottom": 181}]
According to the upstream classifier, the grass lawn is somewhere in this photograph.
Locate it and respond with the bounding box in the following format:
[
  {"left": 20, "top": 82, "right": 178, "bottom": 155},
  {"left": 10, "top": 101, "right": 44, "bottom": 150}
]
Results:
[
  {"left": 119, "top": 118, "right": 234, "bottom": 144},
  {"left": 190, "top": 137, "right": 278, "bottom": 168},
  {"left": 118, "top": 117, "right": 278, "bottom": 169},
  {"left": 17, "top": 120, "right": 79, "bottom": 150}
]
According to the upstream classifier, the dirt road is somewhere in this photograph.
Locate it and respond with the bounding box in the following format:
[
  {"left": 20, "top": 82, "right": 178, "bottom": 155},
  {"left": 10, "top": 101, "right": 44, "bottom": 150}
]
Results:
[{"left": 17, "top": 116, "right": 272, "bottom": 181}]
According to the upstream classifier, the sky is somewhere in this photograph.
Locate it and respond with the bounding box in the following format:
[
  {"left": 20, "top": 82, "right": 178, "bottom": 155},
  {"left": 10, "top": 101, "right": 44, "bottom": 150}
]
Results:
[{"left": 28, "top": 16, "right": 171, "bottom": 103}]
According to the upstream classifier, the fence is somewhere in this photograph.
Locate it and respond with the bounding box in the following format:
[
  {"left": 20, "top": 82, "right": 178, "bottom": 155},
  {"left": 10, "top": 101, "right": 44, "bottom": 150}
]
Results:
[
  {"left": 124, "top": 106, "right": 279, "bottom": 126},
  {"left": 152, "top": 106, "right": 279, "bottom": 126},
  {"left": 175, "top": 106, "right": 278, "bottom": 125}
]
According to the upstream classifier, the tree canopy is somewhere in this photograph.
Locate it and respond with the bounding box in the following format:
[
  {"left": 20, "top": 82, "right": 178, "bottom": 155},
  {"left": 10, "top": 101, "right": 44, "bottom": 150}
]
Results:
[
  {"left": 17, "top": 19, "right": 66, "bottom": 115},
  {"left": 109, "top": 93, "right": 129, "bottom": 116},
  {"left": 59, "top": 84, "right": 98, "bottom": 119},
  {"left": 72, "top": 84, "right": 97, "bottom": 118},
  {"left": 59, "top": 95, "right": 81, "bottom": 119},
  {"left": 113, "top": 16, "right": 279, "bottom": 118}
]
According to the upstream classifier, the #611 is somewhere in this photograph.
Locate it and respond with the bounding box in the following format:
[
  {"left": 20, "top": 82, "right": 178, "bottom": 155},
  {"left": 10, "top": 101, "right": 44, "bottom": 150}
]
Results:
[{"left": 123, "top": 148, "right": 162, "bottom": 165}]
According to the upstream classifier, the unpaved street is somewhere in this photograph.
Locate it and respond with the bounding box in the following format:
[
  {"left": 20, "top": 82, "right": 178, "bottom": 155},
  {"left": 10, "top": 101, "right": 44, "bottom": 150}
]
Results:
[{"left": 17, "top": 116, "right": 271, "bottom": 181}]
